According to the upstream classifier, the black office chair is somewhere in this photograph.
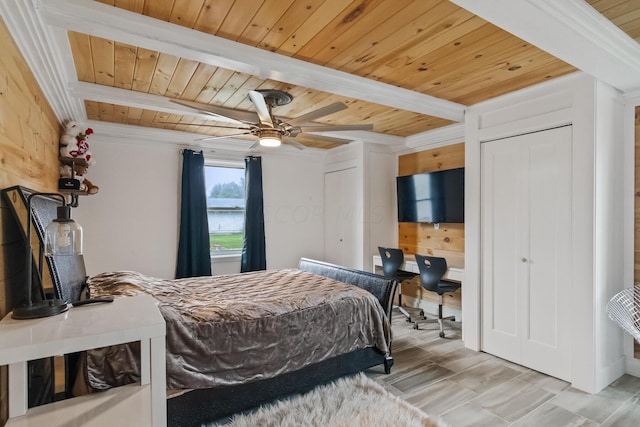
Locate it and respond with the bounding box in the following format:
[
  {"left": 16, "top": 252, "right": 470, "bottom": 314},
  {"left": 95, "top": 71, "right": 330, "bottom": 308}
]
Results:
[
  {"left": 413, "top": 254, "right": 461, "bottom": 338},
  {"left": 378, "top": 247, "right": 423, "bottom": 322}
]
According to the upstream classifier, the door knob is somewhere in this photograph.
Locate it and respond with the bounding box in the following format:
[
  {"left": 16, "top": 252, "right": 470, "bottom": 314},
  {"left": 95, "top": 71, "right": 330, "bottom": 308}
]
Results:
[{"left": 521, "top": 257, "right": 528, "bottom": 263}]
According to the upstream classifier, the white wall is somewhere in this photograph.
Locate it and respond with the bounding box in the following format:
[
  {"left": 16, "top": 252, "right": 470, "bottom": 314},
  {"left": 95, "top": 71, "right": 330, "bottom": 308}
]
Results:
[
  {"left": 594, "top": 81, "right": 626, "bottom": 390},
  {"left": 73, "top": 137, "right": 180, "bottom": 278},
  {"left": 261, "top": 152, "right": 326, "bottom": 269},
  {"left": 73, "top": 138, "right": 327, "bottom": 278},
  {"left": 364, "top": 145, "right": 397, "bottom": 272},
  {"left": 323, "top": 141, "right": 397, "bottom": 272}
]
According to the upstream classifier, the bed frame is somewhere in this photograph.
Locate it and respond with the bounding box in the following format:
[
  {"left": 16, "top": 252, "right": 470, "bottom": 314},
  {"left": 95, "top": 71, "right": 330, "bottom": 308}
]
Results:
[
  {"left": 169, "top": 258, "right": 396, "bottom": 426},
  {"left": 2, "top": 186, "right": 398, "bottom": 426}
]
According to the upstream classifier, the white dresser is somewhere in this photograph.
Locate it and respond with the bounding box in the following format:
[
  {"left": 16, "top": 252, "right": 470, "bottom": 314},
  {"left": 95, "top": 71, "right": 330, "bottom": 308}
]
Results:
[{"left": 0, "top": 294, "right": 166, "bottom": 427}]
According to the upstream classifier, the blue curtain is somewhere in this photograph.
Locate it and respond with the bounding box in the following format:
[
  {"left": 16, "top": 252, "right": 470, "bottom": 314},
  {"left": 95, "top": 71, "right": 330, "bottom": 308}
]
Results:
[
  {"left": 241, "top": 156, "right": 266, "bottom": 272},
  {"left": 176, "top": 149, "right": 212, "bottom": 278}
]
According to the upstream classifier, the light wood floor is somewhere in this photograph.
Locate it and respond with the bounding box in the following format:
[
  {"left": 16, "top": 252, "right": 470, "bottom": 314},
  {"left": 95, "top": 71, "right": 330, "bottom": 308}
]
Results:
[{"left": 366, "top": 313, "right": 640, "bottom": 426}]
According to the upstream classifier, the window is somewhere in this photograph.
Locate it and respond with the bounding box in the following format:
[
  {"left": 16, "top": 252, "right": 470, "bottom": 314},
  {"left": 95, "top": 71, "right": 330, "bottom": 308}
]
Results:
[{"left": 205, "top": 165, "right": 245, "bottom": 255}]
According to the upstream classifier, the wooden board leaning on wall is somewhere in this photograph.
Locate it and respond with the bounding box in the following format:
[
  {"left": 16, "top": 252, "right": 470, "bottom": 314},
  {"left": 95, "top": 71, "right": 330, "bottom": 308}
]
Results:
[{"left": 397, "top": 142, "right": 465, "bottom": 310}]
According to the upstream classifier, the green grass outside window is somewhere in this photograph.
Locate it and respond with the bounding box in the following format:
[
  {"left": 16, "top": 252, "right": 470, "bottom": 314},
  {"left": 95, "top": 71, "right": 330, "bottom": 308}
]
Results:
[{"left": 210, "top": 232, "right": 243, "bottom": 251}]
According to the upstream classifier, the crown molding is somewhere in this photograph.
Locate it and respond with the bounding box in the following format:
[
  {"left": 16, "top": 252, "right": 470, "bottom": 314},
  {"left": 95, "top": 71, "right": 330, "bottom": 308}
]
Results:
[
  {"left": 0, "top": 0, "right": 85, "bottom": 122},
  {"left": 405, "top": 123, "right": 465, "bottom": 150},
  {"left": 307, "top": 130, "right": 405, "bottom": 146},
  {"left": 623, "top": 89, "right": 640, "bottom": 104},
  {"left": 40, "top": 0, "right": 465, "bottom": 122},
  {"left": 87, "top": 120, "right": 252, "bottom": 150},
  {"left": 450, "top": 0, "right": 640, "bottom": 93}
]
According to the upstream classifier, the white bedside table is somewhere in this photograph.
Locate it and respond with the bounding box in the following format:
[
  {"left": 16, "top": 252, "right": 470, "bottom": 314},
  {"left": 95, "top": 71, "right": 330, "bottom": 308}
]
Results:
[{"left": 0, "top": 294, "right": 166, "bottom": 427}]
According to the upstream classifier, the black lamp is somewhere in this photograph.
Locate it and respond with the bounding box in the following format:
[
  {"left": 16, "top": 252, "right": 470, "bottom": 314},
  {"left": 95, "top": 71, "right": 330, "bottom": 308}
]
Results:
[{"left": 12, "top": 192, "right": 83, "bottom": 320}]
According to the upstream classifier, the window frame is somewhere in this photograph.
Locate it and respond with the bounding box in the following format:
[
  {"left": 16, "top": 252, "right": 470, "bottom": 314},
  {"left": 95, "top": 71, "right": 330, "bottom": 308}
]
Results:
[{"left": 204, "top": 159, "right": 245, "bottom": 258}]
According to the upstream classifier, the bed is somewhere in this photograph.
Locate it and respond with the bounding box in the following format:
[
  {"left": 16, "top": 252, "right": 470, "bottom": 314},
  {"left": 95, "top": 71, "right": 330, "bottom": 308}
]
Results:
[
  {"left": 2, "top": 186, "right": 397, "bottom": 426},
  {"left": 80, "top": 259, "right": 396, "bottom": 425}
]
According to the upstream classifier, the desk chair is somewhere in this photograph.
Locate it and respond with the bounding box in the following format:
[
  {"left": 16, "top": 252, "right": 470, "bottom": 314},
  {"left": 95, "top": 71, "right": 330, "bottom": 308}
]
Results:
[
  {"left": 378, "top": 247, "right": 423, "bottom": 322},
  {"left": 413, "top": 254, "right": 461, "bottom": 338}
]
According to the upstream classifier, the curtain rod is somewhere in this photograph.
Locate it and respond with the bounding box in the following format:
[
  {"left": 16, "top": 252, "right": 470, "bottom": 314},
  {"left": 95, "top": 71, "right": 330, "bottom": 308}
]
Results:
[{"left": 179, "top": 148, "right": 204, "bottom": 154}]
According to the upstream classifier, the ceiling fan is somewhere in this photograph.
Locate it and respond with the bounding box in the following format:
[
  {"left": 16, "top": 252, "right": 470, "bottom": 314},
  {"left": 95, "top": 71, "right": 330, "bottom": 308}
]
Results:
[{"left": 169, "top": 89, "right": 373, "bottom": 150}]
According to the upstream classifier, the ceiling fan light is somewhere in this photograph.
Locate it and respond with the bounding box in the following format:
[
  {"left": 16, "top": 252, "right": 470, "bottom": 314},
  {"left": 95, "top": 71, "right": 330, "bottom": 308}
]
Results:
[
  {"left": 259, "top": 129, "right": 282, "bottom": 147},
  {"left": 259, "top": 136, "right": 281, "bottom": 147}
]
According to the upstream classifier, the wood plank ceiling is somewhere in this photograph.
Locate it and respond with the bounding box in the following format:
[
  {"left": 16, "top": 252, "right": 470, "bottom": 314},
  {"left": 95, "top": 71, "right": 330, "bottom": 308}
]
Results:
[
  {"left": 588, "top": 0, "right": 640, "bottom": 43},
  {"left": 69, "top": 0, "right": 578, "bottom": 149}
]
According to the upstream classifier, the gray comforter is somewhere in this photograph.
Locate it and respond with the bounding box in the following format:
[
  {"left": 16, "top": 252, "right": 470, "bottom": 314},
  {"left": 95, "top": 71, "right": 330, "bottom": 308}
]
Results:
[{"left": 84, "top": 269, "right": 391, "bottom": 390}]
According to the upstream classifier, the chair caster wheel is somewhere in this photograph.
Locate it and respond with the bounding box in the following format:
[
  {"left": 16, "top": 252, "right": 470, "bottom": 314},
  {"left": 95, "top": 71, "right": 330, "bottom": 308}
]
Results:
[
  {"left": 413, "top": 323, "right": 419, "bottom": 330},
  {"left": 439, "top": 332, "right": 445, "bottom": 338},
  {"left": 405, "top": 317, "right": 412, "bottom": 323}
]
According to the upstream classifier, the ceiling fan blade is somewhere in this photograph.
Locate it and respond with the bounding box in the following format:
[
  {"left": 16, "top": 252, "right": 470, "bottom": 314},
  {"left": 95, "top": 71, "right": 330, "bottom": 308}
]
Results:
[
  {"left": 195, "top": 132, "right": 253, "bottom": 141},
  {"left": 283, "top": 136, "right": 306, "bottom": 150},
  {"left": 170, "top": 99, "right": 258, "bottom": 124},
  {"left": 287, "top": 102, "right": 348, "bottom": 126},
  {"left": 294, "top": 133, "right": 352, "bottom": 146},
  {"left": 298, "top": 124, "right": 373, "bottom": 133},
  {"left": 159, "top": 122, "right": 251, "bottom": 130},
  {"left": 248, "top": 90, "right": 274, "bottom": 127}
]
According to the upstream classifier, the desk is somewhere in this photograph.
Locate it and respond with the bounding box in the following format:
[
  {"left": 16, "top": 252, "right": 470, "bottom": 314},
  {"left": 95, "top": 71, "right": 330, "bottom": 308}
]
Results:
[{"left": 372, "top": 254, "right": 464, "bottom": 282}]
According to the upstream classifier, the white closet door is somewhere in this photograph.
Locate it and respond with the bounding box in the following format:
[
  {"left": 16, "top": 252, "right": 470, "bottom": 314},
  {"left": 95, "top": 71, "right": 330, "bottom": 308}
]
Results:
[
  {"left": 481, "top": 126, "right": 572, "bottom": 381},
  {"left": 324, "top": 167, "right": 358, "bottom": 268},
  {"left": 481, "top": 138, "right": 523, "bottom": 365},
  {"left": 521, "top": 126, "right": 572, "bottom": 380}
]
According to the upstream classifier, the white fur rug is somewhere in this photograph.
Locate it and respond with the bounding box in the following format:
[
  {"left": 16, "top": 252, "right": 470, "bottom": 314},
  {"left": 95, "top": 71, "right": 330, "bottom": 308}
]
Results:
[{"left": 210, "top": 373, "right": 444, "bottom": 427}]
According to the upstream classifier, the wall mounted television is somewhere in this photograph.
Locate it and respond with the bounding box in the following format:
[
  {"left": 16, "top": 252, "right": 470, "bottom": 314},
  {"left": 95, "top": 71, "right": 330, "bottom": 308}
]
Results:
[{"left": 396, "top": 167, "right": 465, "bottom": 223}]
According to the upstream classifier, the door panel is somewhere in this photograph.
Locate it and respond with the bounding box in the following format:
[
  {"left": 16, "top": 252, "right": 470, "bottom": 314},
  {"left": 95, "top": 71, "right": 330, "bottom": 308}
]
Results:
[
  {"left": 324, "top": 167, "right": 358, "bottom": 268},
  {"left": 481, "top": 126, "right": 572, "bottom": 381},
  {"left": 481, "top": 140, "right": 522, "bottom": 364},
  {"left": 522, "top": 127, "right": 572, "bottom": 381}
]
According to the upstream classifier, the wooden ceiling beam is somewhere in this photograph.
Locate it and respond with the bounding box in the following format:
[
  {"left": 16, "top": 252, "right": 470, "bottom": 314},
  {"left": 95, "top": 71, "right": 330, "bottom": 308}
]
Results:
[
  {"left": 41, "top": 0, "right": 466, "bottom": 122},
  {"left": 69, "top": 81, "right": 404, "bottom": 145},
  {"left": 69, "top": 81, "right": 250, "bottom": 124}
]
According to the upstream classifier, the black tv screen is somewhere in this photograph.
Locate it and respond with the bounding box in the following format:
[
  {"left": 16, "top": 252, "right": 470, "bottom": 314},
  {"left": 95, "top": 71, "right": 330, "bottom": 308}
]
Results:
[{"left": 396, "top": 168, "right": 464, "bottom": 223}]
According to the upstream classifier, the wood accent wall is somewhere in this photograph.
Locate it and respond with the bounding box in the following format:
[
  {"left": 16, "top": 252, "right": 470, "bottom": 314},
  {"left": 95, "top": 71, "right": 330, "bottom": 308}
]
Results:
[
  {"left": 0, "top": 16, "right": 60, "bottom": 425},
  {"left": 397, "top": 143, "right": 465, "bottom": 310},
  {"left": 635, "top": 106, "right": 640, "bottom": 359}
]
